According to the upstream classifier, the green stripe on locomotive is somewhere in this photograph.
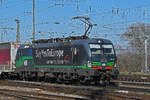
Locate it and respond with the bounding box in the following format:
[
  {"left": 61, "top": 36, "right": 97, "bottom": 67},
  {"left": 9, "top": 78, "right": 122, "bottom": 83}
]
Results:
[
  {"left": 15, "top": 56, "right": 33, "bottom": 67},
  {"left": 34, "top": 65, "right": 89, "bottom": 69},
  {"left": 91, "top": 62, "right": 115, "bottom": 66}
]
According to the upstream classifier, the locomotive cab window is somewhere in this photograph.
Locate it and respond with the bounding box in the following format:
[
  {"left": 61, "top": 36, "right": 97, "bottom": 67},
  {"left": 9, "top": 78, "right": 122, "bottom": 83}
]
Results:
[
  {"left": 102, "top": 44, "right": 114, "bottom": 54},
  {"left": 89, "top": 44, "right": 102, "bottom": 55}
]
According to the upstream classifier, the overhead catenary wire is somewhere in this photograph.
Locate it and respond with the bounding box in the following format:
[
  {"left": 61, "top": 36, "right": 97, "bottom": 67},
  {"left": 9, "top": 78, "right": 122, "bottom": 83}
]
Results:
[{"left": 0, "top": 0, "right": 150, "bottom": 42}]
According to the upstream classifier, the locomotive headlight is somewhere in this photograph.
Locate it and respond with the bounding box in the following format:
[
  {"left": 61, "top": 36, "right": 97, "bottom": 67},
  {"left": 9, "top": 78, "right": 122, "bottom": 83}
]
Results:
[
  {"left": 88, "top": 61, "right": 92, "bottom": 67},
  {"left": 98, "top": 40, "right": 101, "bottom": 43},
  {"left": 102, "top": 63, "right": 106, "bottom": 66}
]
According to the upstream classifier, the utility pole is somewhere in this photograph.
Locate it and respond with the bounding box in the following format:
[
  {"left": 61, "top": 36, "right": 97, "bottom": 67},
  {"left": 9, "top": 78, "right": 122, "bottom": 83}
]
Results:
[
  {"left": 15, "top": 19, "right": 20, "bottom": 42},
  {"left": 1, "top": 31, "right": 4, "bottom": 42},
  {"left": 76, "top": 0, "right": 79, "bottom": 10},
  {"left": 33, "top": 0, "right": 35, "bottom": 41},
  {"left": 144, "top": 39, "right": 148, "bottom": 73},
  {"left": 0, "top": 27, "right": 14, "bottom": 42}
]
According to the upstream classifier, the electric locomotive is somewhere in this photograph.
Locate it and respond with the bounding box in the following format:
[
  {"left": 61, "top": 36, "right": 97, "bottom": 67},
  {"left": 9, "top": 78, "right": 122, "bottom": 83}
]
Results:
[{"left": 15, "top": 36, "right": 119, "bottom": 84}]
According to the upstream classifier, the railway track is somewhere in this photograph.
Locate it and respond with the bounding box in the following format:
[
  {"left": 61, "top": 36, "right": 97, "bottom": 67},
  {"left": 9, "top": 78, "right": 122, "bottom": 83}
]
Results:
[
  {"left": 108, "top": 92, "right": 150, "bottom": 100},
  {"left": 0, "top": 90, "right": 87, "bottom": 100},
  {"left": 0, "top": 80, "right": 150, "bottom": 100},
  {"left": 0, "top": 89, "right": 50, "bottom": 100},
  {"left": 118, "top": 75, "right": 150, "bottom": 82},
  {"left": 0, "top": 85, "right": 89, "bottom": 100},
  {"left": 112, "top": 80, "right": 150, "bottom": 92}
]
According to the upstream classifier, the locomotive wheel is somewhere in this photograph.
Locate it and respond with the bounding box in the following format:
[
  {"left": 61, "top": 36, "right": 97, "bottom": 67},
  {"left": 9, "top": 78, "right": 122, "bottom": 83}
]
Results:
[{"left": 79, "top": 76, "right": 86, "bottom": 84}]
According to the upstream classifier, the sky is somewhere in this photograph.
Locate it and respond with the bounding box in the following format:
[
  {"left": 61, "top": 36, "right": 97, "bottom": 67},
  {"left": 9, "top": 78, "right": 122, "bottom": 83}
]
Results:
[{"left": 0, "top": 0, "right": 150, "bottom": 46}]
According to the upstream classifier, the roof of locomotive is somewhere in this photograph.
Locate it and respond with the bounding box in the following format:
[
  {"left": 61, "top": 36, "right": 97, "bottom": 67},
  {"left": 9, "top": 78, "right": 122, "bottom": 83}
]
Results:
[
  {"left": 88, "top": 38, "right": 112, "bottom": 44},
  {"left": 32, "top": 36, "right": 112, "bottom": 44},
  {"left": 32, "top": 36, "right": 88, "bottom": 43}
]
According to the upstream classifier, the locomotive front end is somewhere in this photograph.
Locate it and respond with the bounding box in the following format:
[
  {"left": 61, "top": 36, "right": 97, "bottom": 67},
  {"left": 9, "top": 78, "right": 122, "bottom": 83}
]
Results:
[{"left": 89, "top": 39, "right": 119, "bottom": 83}]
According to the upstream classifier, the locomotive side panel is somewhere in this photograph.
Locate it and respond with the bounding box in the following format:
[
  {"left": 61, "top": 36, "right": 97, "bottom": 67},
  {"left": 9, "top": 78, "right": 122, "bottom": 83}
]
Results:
[
  {"left": 33, "top": 43, "right": 88, "bottom": 66},
  {"left": 33, "top": 46, "right": 73, "bottom": 66}
]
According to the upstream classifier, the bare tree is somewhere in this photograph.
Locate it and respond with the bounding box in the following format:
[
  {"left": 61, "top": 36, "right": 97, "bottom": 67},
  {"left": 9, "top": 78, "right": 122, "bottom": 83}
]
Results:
[
  {"left": 119, "top": 23, "right": 150, "bottom": 72},
  {"left": 121, "top": 23, "right": 150, "bottom": 54}
]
